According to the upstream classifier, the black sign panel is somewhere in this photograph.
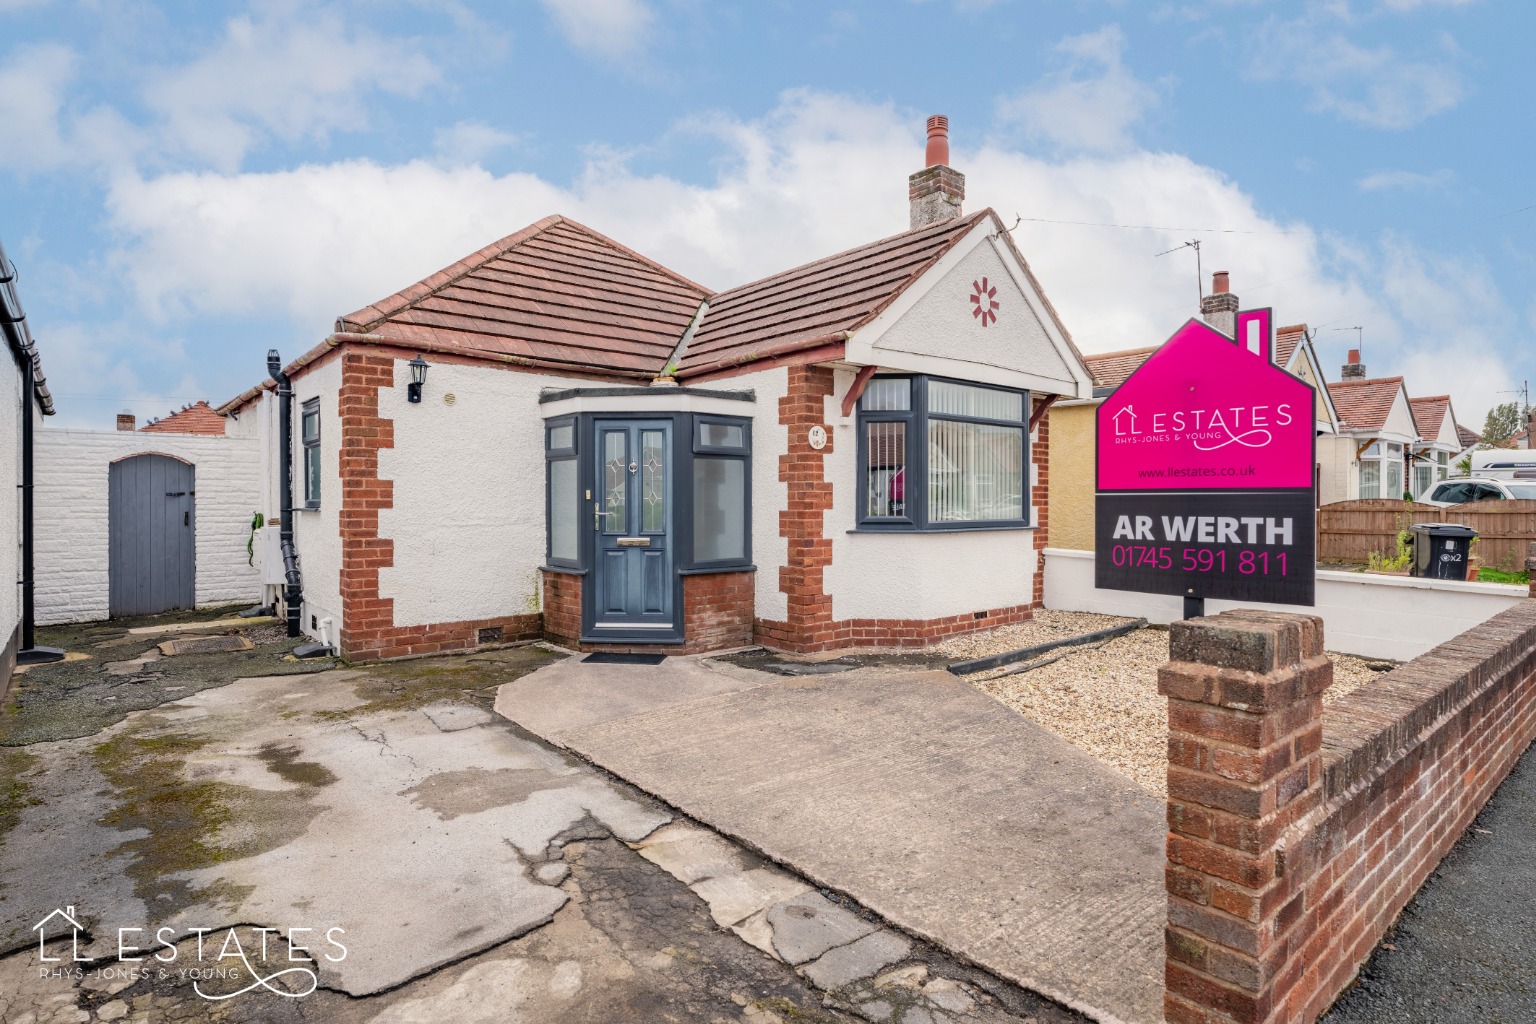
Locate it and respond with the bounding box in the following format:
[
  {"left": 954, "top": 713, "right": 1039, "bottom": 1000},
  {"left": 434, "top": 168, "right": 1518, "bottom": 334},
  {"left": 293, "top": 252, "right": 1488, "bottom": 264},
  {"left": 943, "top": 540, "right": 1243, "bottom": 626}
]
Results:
[{"left": 1095, "top": 490, "right": 1316, "bottom": 606}]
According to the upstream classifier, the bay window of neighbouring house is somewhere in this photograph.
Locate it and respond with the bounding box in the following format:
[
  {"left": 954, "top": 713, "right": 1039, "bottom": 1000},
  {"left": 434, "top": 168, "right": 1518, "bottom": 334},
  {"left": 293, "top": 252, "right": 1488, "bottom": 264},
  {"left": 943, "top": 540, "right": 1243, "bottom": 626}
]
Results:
[
  {"left": 301, "top": 398, "right": 321, "bottom": 508},
  {"left": 1358, "top": 442, "right": 1403, "bottom": 500},
  {"left": 856, "top": 375, "right": 1029, "bottom": 530},
  {"left": 1413, "top": 455, "right": 1434, "bottom": 500}
]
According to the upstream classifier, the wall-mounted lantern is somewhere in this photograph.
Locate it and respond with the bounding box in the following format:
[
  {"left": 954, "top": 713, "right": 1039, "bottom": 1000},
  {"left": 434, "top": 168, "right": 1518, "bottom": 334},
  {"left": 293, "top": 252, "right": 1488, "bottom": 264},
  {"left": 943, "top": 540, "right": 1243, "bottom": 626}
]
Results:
[{"left": 407, "top": 356, "right": 430, "bottom": 404}]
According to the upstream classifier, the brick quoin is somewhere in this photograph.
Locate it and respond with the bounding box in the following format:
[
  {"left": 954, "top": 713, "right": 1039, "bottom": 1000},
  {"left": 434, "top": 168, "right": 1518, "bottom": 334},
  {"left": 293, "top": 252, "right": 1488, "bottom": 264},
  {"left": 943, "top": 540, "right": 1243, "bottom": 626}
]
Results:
[
  {"left": 1032, "top": 402, "right": 1050, "bottom": 609},
  {"left": 1162, "top": 604, "right": 1536, "bottom": 1023}
]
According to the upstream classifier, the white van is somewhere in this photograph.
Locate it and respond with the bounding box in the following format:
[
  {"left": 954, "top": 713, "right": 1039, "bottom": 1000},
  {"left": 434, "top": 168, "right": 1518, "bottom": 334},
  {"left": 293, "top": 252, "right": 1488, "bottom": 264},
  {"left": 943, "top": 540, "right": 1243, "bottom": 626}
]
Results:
[{"left": 1467, "top": 449, "right": 1536, "bottom": 480}]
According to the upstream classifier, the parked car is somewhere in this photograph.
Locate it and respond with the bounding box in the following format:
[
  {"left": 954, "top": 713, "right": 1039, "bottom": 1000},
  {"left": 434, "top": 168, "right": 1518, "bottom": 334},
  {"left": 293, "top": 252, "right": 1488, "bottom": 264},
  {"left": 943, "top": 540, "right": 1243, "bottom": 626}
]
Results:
[{"left": 1417, "top": 477, "right": 1536, "bottom": 507}]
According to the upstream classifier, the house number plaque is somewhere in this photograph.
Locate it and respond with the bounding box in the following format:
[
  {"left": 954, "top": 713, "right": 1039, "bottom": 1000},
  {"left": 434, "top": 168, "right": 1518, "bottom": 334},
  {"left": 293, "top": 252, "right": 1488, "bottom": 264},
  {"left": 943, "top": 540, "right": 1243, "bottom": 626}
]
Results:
[{"left": 807, "top": 426, "right": 827, "bottom": 450}]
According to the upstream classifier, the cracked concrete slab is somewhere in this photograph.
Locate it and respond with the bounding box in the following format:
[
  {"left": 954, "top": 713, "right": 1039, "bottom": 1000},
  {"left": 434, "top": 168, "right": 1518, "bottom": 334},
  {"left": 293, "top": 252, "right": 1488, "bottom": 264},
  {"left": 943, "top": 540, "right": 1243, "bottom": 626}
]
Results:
[
  {"left": 0, "top": 666, "right": 668, "bottom": 998},
  {"left": 690, "top": 868, "right": 813, "bottom": 929},
  {"left": 801, "top": 928, "right": 912, "bottom": 990},
  {"left": 768, "top": 892, "right": 878, "bottom": 964},
  {"left": 497, "top": 660, "right": 1166, "bottom": 1024}
]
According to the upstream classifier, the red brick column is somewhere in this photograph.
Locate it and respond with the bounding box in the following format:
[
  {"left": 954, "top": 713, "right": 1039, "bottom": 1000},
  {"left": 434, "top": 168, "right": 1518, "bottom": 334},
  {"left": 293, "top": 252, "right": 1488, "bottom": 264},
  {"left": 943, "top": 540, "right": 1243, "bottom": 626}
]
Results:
[
  {"left": 756, "top": 365, "right": 836, "bottom": 653},
  {"left": 1527, "top": 541, "right": 1535, "bottom": 598},
  {"left": 1159, "top": 611, "right": 1333, "bottom": 1024},
  {"left": 337, "top": 352, "right": 396, "bottom": 661},
  {"left": 1031, "top": 404, "right": 1050, "bottom": 608}
]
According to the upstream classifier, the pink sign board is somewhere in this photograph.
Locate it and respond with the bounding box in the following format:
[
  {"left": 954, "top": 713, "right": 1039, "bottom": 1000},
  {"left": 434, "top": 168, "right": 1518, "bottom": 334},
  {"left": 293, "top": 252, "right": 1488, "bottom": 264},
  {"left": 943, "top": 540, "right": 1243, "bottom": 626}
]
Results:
[{"left": 1096, "top": 313, "right": 1313, "bottom": 491}]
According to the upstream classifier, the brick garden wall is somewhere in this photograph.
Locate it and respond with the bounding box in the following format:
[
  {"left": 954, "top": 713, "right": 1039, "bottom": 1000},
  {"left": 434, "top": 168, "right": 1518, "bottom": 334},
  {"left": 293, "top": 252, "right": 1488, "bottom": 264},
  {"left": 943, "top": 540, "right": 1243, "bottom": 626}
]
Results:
[{"left": 1161, "top": 602, "right": 1536, "bottom": 1024}]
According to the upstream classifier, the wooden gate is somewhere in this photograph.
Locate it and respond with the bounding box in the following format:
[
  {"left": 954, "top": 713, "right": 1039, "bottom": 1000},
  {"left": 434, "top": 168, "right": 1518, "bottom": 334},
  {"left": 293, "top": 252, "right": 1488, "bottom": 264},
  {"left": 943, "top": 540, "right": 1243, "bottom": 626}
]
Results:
[
  {"left": 109, "top": 454, "right": 196, "bottom": 616},
  {"left": 1318, "top": 498, "right": 1536, "bottom": 569}
]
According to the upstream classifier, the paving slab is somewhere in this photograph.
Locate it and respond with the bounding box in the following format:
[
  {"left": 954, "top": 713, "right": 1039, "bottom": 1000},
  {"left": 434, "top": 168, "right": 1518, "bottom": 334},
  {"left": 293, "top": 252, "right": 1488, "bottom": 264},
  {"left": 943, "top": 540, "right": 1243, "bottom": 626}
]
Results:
[{"left": 497, "top": 660, "right": 1166, "bottom": 1024}]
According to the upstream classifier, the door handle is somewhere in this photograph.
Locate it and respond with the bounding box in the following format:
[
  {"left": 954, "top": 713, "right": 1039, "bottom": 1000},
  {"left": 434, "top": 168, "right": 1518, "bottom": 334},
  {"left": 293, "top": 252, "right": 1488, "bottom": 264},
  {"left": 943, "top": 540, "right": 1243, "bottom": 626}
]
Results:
[
  {"left": 594, "top": 508, "right": 617, "bottom": 531},
  {"left": 184, "top": 511, "right": 190, "bottom": 526}
]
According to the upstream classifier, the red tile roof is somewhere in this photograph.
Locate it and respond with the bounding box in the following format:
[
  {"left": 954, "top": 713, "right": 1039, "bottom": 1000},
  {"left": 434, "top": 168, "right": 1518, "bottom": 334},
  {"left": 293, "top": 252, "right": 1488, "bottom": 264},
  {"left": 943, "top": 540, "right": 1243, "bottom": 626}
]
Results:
[
  {"left": 1083, "top": 346, "right": 1155, "bottom": 389},
  {"left": 141, "top": 400, "right": 225, "bottom": 435},
  {"left": 336, "top": 216, "right": 711, "bottom": 381},
  {"left": 1457, "top": 424, "right": 1483, "bottom": 447},
  {"left": 1274, "top": 324, "right": 1306, "bottom": 369},
  {"left": 1326, "top": 377, "right": 1413, "bottom": 433},
  {"left": 1409, "top": 395, "right": 1452, "bottom": 441},
  {"left": 678, "top": 211, "right": 989, "bottom": 376}
]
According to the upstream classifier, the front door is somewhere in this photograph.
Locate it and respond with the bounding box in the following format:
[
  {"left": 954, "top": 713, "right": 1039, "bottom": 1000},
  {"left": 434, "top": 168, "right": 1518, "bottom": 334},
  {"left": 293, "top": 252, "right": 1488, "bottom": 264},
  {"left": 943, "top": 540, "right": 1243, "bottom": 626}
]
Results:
[{"left": 588, "top": 419, "right": 676, "bottom": 640}]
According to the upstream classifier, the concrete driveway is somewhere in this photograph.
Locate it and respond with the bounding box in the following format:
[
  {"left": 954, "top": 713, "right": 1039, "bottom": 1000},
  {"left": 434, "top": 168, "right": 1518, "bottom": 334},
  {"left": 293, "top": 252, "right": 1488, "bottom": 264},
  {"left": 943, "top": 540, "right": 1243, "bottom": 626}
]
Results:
[{"left": 1, "top": 614, "right": 1089, "bottom": 1024}]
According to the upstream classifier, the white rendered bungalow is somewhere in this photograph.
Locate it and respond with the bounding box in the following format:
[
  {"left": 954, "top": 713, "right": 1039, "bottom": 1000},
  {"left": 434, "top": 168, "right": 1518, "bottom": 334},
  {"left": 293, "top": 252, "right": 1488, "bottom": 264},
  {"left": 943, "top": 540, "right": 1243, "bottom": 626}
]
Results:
[
  {"left": 1323, "top": 358, "right": 1420, "bottom": 502},
  {"left": 1407, "top": 395, "right": 1462, "bottom": 498},
  {"left": 219, "top": 118, "right": 1093, "bottom": 660}
]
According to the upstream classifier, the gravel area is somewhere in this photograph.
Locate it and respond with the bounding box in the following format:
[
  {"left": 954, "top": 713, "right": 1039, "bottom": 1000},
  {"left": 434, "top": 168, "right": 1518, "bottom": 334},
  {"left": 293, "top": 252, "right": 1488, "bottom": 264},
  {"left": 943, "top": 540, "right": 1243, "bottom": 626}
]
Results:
[
  {"left": 934, "top": 609, "right": 1140, "bottom": 660},
  {"left": 956, "top": 616, "right": 1396, "bottom": 798}
]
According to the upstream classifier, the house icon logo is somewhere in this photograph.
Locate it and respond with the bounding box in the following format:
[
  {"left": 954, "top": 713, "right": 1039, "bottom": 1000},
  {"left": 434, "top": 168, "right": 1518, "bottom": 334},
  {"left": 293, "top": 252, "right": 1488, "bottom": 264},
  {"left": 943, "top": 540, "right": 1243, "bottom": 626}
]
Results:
[
  {"left": 1113, "top": 405, "right": 1138, "bottom": 436},
  {"left": 34, "top": 905, "right": 89, "bottom": 963}
]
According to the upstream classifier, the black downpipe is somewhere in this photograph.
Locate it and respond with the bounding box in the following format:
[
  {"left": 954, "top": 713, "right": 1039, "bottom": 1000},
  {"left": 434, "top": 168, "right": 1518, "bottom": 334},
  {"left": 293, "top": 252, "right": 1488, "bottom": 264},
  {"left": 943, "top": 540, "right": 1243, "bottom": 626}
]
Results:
[{"left": 268, "top": 350, "right": 303, "bottom": 638}]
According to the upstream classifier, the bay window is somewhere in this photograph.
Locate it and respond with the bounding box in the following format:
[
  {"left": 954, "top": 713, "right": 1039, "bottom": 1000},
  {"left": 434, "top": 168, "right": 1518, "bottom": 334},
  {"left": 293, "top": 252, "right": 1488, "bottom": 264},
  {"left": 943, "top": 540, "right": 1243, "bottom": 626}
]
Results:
[
  {"left": 545, "top": 417, "right": 579, "bottom": 567},
  {"left": 856, "top": 375, "right": 1030, "bottom": 530}
]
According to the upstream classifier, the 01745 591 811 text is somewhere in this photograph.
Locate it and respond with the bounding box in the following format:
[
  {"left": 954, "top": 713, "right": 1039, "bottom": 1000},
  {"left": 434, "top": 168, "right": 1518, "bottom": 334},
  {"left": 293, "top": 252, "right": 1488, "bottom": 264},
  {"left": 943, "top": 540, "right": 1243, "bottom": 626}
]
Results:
[{"left": 1106, "top": 544, "right": 1291, "bottom": 576}]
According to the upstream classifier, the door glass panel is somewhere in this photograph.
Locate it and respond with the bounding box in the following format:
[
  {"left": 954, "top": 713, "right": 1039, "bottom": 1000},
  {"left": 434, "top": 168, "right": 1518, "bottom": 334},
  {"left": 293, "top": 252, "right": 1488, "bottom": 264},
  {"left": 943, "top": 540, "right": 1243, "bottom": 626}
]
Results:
[
  {"left": 694, "top": 457, "right": 745, "bottom": 561},
  {"left": 864, "top": 421, "right": 906, "bottom": 518},
  {"left": 641, "top": 430, "right": 666, "bottom": 533},
  {"left": 549, "top": 458, "right": 577, "bottom": 561},
  {"left": 602, "top": 431, "right": 627, "bottom": 532}
]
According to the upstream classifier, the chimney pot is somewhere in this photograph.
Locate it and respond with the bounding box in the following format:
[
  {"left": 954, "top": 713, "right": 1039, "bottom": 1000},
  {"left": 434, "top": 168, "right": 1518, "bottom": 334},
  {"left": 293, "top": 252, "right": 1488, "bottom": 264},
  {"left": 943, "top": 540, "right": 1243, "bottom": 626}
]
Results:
[
  {"left": 1342, "top": 351, "right": 1366, "bottom": 379},
  {"left": 1199, "top": 272, "right": 1239, "bottom": 336},
  {"left": 1212, "top": 271, "right": 1230, "bottom": 294},
  {"left": 909, "top": 115, "right": 965, "bottom": 230},
  {"left": 924, "top": 115, "right": 950, "bottom": 168},
  {"left": 116, "top": 410, "right": 135, "bottom": 432}
]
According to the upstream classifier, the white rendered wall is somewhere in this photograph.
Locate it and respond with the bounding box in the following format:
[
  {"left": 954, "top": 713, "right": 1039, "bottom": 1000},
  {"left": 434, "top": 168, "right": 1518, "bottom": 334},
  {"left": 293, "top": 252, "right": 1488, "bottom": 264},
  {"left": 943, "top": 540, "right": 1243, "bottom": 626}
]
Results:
[
  {"left": 34, "top": 428, "right": 263, "bottom": 624},
  {"left": 1042, "top": 547, "right": 1525, "bottom": 661},
  {"left": 731, "top": 365, "right": 788, "bottom": 624},
  {"left": 378, "top": 361, "right": 584, "bottom": 627},
  {"left": 1317, "top": 434, "right": 1359, "bottom": 505},
  {"left": 289, "top": 357, "right": 343, "bottom": 641},
  {"left": 823, "top": 366, "right": 1037, "bottom": 620}
]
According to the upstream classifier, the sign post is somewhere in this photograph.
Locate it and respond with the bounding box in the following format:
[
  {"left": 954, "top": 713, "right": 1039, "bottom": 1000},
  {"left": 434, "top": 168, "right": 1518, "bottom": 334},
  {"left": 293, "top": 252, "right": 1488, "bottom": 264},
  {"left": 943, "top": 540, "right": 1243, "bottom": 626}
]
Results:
[{"left": 1095, "top": 309, "right": 1316, "bottom": 615}]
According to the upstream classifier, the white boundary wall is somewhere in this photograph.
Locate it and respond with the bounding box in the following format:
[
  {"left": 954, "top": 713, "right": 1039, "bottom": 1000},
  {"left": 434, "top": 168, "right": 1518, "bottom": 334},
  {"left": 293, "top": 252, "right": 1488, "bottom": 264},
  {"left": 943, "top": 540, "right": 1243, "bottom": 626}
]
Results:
[
  {"left": 1044, "top": 547, "right": 1527, "bottom": 661},
  {"left": 35, "top": 428, "right": 264, "bottom": 624}
]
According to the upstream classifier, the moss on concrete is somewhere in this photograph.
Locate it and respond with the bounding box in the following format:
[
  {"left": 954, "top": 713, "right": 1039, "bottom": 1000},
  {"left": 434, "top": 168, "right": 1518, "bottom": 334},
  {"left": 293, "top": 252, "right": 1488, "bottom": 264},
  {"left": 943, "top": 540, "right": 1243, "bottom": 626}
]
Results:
[
  {"left": 0, "top": 748, "right": 40, "bottom": 849},
  {"left": 316, "top": 645, "right": 560, "bottom": 721}
]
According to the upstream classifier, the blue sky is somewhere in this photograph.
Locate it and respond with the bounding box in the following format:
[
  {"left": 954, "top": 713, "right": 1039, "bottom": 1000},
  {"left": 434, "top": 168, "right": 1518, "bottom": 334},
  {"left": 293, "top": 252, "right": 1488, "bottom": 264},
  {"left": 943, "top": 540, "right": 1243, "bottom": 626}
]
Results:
[{"left": 1, "top": 0, "right": 1529, "bottom": 430}]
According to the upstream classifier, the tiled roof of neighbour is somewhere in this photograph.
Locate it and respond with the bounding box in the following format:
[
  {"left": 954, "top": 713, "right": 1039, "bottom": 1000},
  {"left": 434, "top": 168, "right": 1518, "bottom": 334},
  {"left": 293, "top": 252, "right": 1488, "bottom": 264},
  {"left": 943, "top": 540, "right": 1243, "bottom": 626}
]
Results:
[
  {"left": 1457, "top": 423, "right": 1482, "bottom": 447},
  {"left": 678, "top": 211, "right": 990, "bottom": 376},
  {"left": 1083, "top": 346, "right": 1155, "bottom": 389},
  {"left": 1409, "top": 395, "right": 1451, "bottom": 440},
  {"left": 141, "top": 400, "right": 225, "bottom": 435},
  {"left": 1275, "top": 324, "right": 1306, "bottom": 369},
  {"left": 1326, "top": 377, "right": 1413, "bottom": 433},
  {"left": 336, "top": 216, "right": 712, "bottom": 380}
]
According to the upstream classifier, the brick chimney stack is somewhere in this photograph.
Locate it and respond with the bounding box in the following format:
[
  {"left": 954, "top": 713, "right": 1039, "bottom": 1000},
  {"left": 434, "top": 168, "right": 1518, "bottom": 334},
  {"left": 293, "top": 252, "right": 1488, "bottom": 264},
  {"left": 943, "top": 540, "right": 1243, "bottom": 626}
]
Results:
[
  {"left": 1342, "top": 349, "right": 1366, "bottom": 379},
  {"left": 116, "top": 409, "right": 135, "bottom": 431},
  {"left": 1199, "top": 270, "right": 1239, "bottom": 338},
  {"left": 908, "top": 115, "right": 965, "bottom": 230}
]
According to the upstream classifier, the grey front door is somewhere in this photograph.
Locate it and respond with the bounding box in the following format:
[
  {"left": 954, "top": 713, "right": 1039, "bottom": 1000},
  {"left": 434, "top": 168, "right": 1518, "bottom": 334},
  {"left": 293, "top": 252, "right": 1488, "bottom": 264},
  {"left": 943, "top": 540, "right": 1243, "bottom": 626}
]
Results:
[
  {"left": 109, "top": 454, "right": 196, "bottom": 617},
  {"left": 588, "top": 419, "right": 676, "bottom": 639}
]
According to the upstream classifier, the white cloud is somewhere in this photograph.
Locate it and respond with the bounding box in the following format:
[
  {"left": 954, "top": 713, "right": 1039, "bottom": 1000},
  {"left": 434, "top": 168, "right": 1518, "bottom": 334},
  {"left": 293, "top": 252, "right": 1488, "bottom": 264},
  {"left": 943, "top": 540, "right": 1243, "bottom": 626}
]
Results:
[
  {"left": 537, "top": 0, "right": 655, "bottom": 61},
  {"left": 98, "top": 90, "right": 1516, "bottom": 421},
  {"left": 433, "top": 121, "right": 520, "bottom": 166},
  {"left": 1356, "top": 168, "right": 1455, "bottom": 191},
  {"left": 1250, "top": 13, "right": 1467, "bottom": 130},
  {"left": 140, "top": 11, "right": 439, "bottom": 170},
  {"left": 997, "top": 25, "right": 1159, "bottom": 153},
  {"left": 0, "top": 44, "right": 77, "bottom": 171}
]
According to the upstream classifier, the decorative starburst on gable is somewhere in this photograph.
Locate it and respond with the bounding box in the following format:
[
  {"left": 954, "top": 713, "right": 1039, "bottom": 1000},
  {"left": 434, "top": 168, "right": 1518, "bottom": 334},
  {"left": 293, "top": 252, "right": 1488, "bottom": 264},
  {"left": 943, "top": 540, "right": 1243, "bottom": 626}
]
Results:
[{"left": 970, "top": 277, "right": 999, "bottom": 327}]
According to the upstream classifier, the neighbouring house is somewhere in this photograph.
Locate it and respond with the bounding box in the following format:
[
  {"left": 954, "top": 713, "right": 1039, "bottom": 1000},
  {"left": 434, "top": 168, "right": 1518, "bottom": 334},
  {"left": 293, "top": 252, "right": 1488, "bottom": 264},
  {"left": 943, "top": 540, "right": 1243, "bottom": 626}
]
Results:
[
  {"left": 33, "top": 402, "right": 263, "bottom": 624},
  {"left": 218, "top": 116, "right": 1094, "bottom": 660},
  {"left": 1407, "top": 395, "right": 1463, "bottom": 498},
  {"left": 1323, "top": 355, "right": 1420, "bottom": 501},
  {"left": 1047, "top": 272, "right": 1338, "bottom": 550},
  {"left": 141, "top": 400, "right": 227, "bottom": 435},
  {"left": 0, "top": 237, "right": 59, "bottom": 688}
]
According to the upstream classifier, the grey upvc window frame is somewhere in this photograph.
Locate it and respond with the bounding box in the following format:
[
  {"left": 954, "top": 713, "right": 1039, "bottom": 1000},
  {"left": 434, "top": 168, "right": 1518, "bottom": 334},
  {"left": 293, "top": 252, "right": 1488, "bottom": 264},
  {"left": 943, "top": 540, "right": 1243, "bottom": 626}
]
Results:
[
  {"left": 854, "top": 374, "right": 1032, "bottom": 532},
  {"left": 545, "top": 416, "right": 580, "bottom": 569},
  {"left": 686, "top": 414, "right": 752, "bottom": 571},
  {"left": 301, "top": 398, "right": 321, "bottom": 509}
]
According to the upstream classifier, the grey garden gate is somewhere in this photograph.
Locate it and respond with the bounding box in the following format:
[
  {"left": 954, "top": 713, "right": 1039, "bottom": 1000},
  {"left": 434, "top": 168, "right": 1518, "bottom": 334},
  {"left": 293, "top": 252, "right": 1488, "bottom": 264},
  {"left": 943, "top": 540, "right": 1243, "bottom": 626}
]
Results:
[{"left": 109, "top": 454, "right": 196, "bottom": 617}]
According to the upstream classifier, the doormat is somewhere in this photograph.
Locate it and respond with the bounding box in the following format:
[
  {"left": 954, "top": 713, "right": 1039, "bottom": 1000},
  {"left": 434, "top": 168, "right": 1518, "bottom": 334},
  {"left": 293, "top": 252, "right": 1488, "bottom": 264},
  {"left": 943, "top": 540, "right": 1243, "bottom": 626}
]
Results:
[
  {"left": 581, "top": 652, "right": 667, "bottom": 665},
  {"left": 157, "top": 635, "right": 255, "bottom": 657}
]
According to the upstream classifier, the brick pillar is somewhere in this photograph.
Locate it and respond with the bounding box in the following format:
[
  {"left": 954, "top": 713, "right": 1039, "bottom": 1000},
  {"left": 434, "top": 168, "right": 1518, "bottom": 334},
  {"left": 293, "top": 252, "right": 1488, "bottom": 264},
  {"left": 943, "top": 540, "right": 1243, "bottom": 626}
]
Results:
[
  {"left": 337, "top": 351, "right": 397, "bottom": 661},
  {"left": 1031, "top": 404, "right": 1050, "bottom": 608},
  {"left": 770, "top": 365, "right": 836, "bottom": 652},
  {"left": 1527, "top": 542, "right": 1536, "bottom": 598},
  {"left": 1159, "top": 611, "right": 1333, "bottom": 1024}
]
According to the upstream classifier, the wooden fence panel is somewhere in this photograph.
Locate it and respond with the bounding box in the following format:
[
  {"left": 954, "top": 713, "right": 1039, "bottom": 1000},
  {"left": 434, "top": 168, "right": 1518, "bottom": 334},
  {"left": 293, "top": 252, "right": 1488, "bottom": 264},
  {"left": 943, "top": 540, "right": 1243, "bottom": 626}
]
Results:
[{"left": 1318, "top": 498, "right": 1536, "bottom": 568}]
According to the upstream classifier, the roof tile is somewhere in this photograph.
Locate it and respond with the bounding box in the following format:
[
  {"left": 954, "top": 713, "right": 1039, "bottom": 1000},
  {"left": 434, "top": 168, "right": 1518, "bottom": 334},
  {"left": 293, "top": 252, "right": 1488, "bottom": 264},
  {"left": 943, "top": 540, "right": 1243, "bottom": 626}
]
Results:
[{"left": 1326, "top": 377, "right": 1410, "bottom": 433}]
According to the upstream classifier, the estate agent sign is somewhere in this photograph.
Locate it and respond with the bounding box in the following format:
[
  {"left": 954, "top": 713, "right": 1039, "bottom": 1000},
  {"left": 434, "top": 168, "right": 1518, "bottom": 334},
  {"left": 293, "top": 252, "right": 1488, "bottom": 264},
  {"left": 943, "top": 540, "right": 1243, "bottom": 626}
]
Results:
[{"left": 1095, "top": 309, "right": 1317, "bottom": 607}]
